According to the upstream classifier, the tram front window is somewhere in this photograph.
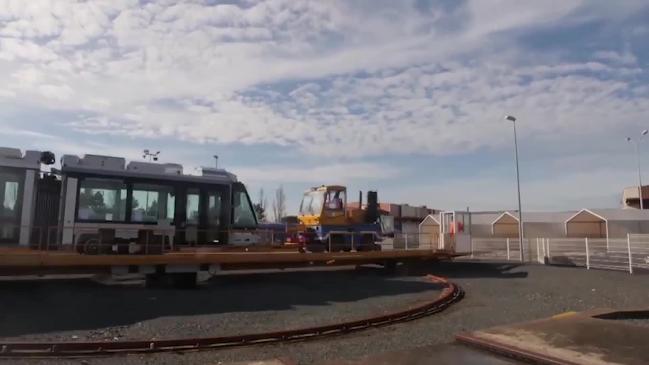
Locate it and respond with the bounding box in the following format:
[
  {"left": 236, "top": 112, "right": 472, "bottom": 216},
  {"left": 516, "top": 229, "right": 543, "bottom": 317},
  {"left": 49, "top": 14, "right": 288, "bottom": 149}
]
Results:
[{"left": 232, "top": 184, "right": 256, "bottom": 228}]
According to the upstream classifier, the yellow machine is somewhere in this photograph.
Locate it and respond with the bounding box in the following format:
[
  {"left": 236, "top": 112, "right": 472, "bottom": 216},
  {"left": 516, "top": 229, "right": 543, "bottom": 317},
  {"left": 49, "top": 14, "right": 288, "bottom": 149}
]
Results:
[
  {"left": 298, "top": 185, "right": 349, "bottom": 226},
  {"left": 297, "top": 185, "right": 383, "bottom": 252}
]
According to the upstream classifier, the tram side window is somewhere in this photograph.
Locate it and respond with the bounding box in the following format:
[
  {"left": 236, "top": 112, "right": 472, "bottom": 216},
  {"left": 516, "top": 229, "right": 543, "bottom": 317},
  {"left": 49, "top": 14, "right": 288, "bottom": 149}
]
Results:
[
  {"left": 131, "top": 184, "right": 175, "bottom": 223},
  {"left": 77, "top": 178, "right": 127, "bottom": 221}
]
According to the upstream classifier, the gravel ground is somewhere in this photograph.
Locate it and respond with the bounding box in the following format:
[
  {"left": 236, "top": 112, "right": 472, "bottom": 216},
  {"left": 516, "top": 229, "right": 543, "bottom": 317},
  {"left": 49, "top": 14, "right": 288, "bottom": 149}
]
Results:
[
  {"left": 1, "top": 261, "right": 648, "bottom": 365},
  {"left": 0, "top": 268, "right": 444, "bottom": 342}
]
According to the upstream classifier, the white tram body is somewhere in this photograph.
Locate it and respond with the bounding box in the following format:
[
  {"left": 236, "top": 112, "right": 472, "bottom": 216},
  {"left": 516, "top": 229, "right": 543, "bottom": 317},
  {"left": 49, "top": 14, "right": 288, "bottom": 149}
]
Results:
[{"left": 0, "top": 147, "right": 261, "bottom": 250}]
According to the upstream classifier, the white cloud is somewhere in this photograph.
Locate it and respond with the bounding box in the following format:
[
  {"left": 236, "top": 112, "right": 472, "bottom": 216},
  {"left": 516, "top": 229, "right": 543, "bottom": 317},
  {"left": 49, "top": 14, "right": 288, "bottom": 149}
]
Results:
[
  {"left": 0, "top": 0, "right": 647, "bottom": 168},
  {"left": 0, "top": 38, "right": 58, "bottom": 61},
  {"left": 39, "top": 83, "right": 73, "bottom": 100}
]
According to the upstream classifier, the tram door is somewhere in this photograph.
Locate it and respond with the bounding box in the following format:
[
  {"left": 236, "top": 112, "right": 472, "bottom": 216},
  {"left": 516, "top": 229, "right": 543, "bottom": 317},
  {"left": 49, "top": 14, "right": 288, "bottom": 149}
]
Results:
[
  {"left": 175, "top": 186, "right": 228, "bottom": 246},
  {"left": 184, "top": 188, "right": 201, "bottom": 244},
  {"left": 206, "top": 189, "right": 227, "bottom": 244}
]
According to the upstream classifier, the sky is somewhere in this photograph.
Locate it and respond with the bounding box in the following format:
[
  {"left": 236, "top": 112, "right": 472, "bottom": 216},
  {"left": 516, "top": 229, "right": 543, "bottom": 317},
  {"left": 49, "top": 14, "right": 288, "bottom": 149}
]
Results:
[{"left": 1, "top": 0, "right": 649, "bottom": 215}]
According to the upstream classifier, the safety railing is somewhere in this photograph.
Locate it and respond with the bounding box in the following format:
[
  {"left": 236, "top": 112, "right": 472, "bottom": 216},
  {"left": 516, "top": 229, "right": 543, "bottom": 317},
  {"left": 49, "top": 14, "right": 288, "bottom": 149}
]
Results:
[
  {"left": 628, "top": 234, "right": 649, "bottom": 270},
  {"left": 470, "top": 238, "right": 525, "bottom": 261},
  {"left": 384, "top": 232, "right": 440, "bottom": 251},
  {"left": 470, "top": 235, "right": 649, "bottom": 274},
  {"left": 537, "top": 236, "right": 646, "bottom": 273}
]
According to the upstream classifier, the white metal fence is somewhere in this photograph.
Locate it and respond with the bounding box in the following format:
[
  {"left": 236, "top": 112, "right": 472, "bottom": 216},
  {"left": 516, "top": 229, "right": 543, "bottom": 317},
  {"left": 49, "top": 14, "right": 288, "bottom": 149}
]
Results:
[
  {"left": 471, "top": 238, "right": 524, "bottom": 261},
  {"left": 470, "top": 234, "right": 649, "bottom": 274},
  {"left": 381, "top": 232, "right": 440, "bottom": 251}
]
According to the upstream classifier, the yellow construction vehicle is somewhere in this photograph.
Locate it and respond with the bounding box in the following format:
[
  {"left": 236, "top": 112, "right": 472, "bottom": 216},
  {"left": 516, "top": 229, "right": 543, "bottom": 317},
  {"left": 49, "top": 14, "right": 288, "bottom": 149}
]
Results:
[{"left": 297, "top": 185, "right": 383, "bottom": 252}]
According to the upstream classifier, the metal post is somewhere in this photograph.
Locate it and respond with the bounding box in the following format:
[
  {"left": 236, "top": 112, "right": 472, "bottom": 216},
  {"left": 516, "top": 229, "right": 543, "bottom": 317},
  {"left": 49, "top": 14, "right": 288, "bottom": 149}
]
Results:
[
  {"left": 627, "top": 233, "right": 633, "bottom": 274},
  {"left": 470, "top": 235, "right": 474, "bottom": 258},
  {"left": 405, "top": 233, "right": 408, "bottom": 250},
  {"left": 585, "top": 237, "right": 590, "bottom": 270},
  {"left": 546, "top": 238, "right": 551, "bottom": 264},
  {"left": 510, "top": 121, "right": 525, "bottom": 262},
  {"left": 504, "top": 117, "right": 526, "bottom": 261},
  {"left": 628, "top": 135, "right": 646, "bottom": 210},
  {"left": 328, "top": 234, "right": 332, "bottom": 253},
  {"left": 634, "top": 141, "right": 644, "bottom": 210},
  {"left": 351, "top": 232, "right": 355, "bottom": 251},
  {"left": 506, "top": 238, "right": 510, "bottom": 260}
]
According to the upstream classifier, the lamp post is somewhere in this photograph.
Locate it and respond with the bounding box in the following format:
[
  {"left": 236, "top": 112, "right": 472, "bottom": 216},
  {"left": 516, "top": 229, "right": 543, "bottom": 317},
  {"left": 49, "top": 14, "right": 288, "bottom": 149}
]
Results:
[
  {"left": 626, "top": 130, "right": 648, "bottom": 209},
  {"left": 505, "top": 115, "right": 524, "bottom": 261}
]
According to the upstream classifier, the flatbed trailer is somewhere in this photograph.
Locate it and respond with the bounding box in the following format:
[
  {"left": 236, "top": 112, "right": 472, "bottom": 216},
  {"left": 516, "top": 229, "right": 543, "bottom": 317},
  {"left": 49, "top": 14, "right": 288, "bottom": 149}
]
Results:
[{"left": 0, "top": 246, "right": 459, "bottom": 276}]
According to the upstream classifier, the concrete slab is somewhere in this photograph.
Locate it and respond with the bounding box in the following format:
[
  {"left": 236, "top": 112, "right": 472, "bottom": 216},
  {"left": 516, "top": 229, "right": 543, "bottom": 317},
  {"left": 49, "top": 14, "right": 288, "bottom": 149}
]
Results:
[
  {"left": 319, "top": 344, "right": 522, "bottom": 365},
  {"left": 457, "top": 309, "right": 649, "bottom": 365}
]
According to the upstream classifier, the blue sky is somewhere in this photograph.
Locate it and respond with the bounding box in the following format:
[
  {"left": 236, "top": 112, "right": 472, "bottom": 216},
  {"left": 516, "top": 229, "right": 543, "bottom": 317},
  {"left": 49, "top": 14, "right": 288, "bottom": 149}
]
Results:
[{"left": 1, "top": 0, "right": 649, "bottom": 215}]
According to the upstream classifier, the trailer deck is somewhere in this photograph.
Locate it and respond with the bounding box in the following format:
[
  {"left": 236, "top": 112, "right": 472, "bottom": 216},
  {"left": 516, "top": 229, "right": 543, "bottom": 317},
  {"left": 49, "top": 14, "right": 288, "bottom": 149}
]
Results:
[{"left": 0, "top": 246, "right": 459, "bottom": 275}]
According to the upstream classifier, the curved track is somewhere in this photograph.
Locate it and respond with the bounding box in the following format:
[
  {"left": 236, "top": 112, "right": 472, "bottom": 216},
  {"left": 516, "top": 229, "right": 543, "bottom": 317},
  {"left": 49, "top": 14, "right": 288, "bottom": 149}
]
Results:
[{"left": 0, "top": 275, "right": 464, "bottom": 358}]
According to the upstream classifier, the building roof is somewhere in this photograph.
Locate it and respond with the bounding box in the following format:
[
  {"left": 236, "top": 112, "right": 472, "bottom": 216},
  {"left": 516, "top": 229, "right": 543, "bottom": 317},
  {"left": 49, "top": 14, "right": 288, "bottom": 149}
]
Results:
[
  {"left": 575, "top": 208, "right": 649, "bottom": 222},
  {"left": 419, "top": 214, "right": 440, "bottom": 225},
  {"left": 491, "top": 211, "right": 519, "bottom": 224},
  {"left": 471, "top": 210, "right": 578, "bottom": 225}
]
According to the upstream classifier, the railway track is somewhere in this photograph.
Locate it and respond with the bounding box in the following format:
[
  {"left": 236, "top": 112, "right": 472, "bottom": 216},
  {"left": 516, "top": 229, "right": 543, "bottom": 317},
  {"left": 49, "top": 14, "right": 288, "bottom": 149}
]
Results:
[{"left": 0, "top": 275, "right": 463, "bottom": 358}]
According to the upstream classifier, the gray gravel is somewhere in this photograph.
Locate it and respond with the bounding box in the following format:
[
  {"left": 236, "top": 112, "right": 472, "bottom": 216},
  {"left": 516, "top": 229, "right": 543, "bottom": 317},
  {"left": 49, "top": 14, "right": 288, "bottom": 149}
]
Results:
[
  {"left": 2, "top": 261, "right": 648, "bottom": 365},
  {"left": 0, "top": 268, "right": 443, "bottom": 342}
]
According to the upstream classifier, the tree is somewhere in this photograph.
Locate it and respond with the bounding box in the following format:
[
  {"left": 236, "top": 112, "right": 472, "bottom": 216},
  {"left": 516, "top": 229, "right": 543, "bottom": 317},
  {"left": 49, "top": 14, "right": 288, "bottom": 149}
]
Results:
[
  {"left": 272, "top": 185, "right": 286, "bottom": 223},
  {"left": 78, "top": 190, "right": 108, "bottom": 216},
  {"left": 253, "top": 188, "right": 267, "bottom": 222}
]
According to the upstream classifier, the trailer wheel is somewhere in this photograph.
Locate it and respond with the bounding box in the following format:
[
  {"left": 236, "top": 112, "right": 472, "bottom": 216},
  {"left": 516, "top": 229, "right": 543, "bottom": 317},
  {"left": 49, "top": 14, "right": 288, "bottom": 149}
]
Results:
[{"left": 83, "top": 238, "right": 101, "bottom": 255}]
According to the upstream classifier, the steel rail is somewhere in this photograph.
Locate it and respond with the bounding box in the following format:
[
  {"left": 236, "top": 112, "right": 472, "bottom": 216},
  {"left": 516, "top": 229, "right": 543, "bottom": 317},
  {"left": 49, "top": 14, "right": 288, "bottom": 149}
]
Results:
[{"left": 0, "top": 275, "right": 463, "bottom": 358}]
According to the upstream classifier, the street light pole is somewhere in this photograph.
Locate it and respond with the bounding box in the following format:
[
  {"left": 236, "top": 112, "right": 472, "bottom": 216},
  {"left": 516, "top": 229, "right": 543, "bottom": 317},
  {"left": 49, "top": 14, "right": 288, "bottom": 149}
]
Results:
[
  {"left": 627, "top": 130, "right": 648, "bottom": 210},
  {"left": 505, "top": 115, "right": 524, "bottom": 261}
]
